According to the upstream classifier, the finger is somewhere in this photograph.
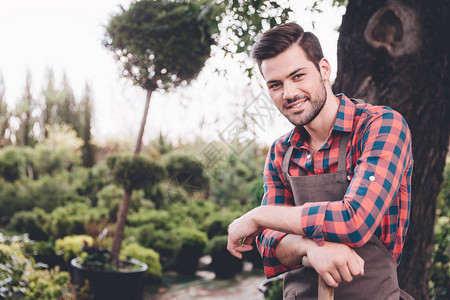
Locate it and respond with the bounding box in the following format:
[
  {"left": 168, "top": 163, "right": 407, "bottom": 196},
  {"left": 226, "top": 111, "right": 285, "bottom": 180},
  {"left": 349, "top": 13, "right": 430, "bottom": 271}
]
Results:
[
  {"left": 227, "top": 243, "right": 252, "bottom": 259},
  {"left": 328, "top": 268, "right": 343, "bottom": 284},
  {"left": 242, "top": 236, "right": 255, "bottom": 245},
  {"left": 337, "top": 264, "right": 353, "bottom": 282},
  {"left": 302, "top": 256, "right": 312, "bottom": 268},
  {"left": 348, "top": 251, "right": 364, "bottom": 276},
  {"left": 321, "top": 272, "right": 339, "bottom": 288}
]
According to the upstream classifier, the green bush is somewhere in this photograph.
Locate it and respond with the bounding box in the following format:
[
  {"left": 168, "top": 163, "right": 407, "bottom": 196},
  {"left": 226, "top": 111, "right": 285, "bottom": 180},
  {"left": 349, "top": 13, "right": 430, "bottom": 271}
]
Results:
[
  {"left": 0, "top": 234, "right": 72, "bottom": 299},
  {"left": 24, "top": 240, "right": 64, "bottom": 269},
  {"left": 265, "top": 278, "right": 283, "bottom": 300},
  {"left": 0, "top": 146, "right": 34, "bottom": 182},
  {"left": 173, "top": 227, "right": 208, "bottom": 275},
  {"left": 127, "top": 208, "right": 173, "bottom": 229},
  {"left": 429, "top": 163, "right": 450, "bottom": 299},
  {"left": 122, "top": 243, "right": 162, "bottom": 282},
  {"left": 134, "top": 224, "right": 180, "bottom": 266},
  {"left": 163, "top": 151, "right": 209, "bottom": 194},
  {"left": 55, "top": 235, "right": 94, "bottom": 264},
  {"left": 206, "top": 235, "right": 243, "bottom": 279},
  {"left": 45, "top": 202, "right": 109, "bottom": 239},
  {"left": 0, "top": 174, "right": 86, "bottom": 220},
  {"left": 97, "top": 184, "right": 152, "bottom": 221},
  {"left": 166, "top": 199, "right": 219, "bottom": 228},
  {"left": 202, "top": 210, "right": 244, "bottom": 239},
  {"left": 7, "top": 208, "right": 49, "bottom": 241},
  {"left": 107, "top": 153, "right": 166, "bottom": 192}
]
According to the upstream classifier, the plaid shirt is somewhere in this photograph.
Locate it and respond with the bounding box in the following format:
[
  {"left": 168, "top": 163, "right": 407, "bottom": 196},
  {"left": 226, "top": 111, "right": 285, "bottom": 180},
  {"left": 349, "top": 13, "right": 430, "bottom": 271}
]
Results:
[{"left": 257, "top": 94, "right": 413, "bottom": 279}]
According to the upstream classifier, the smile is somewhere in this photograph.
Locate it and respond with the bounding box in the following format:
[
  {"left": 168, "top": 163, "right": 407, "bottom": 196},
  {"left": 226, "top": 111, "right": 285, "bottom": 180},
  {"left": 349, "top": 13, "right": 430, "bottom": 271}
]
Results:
[{"left": 287, "top": 98, "right": 308, "bottom": 109}]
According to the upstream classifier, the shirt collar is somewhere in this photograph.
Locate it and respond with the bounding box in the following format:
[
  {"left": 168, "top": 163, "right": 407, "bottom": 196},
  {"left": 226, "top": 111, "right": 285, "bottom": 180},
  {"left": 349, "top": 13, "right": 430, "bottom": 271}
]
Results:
[{"left": 287, "top": 93, "right": 354, "bottom": 148}]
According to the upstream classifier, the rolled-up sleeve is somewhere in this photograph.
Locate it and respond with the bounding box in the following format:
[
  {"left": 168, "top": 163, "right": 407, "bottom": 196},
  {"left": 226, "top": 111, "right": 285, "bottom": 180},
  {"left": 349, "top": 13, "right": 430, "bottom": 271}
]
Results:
[{"left": 257, "top": 143, "right": 301, "bottom": 278}]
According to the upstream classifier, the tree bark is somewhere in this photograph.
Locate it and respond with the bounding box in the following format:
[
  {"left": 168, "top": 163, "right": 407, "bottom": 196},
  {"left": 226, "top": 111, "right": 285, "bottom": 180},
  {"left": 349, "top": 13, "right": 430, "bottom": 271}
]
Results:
[
  {"left": 111, "top": 88, "right": 154, "bottom": 265},
  {"left": 134, "top": 89, "right": 153, "bottom": 155},
  {"left": 111, "top": 190, "right": 132, "bottom": 265},
  {"left": 333, "top": 0, "right": 450, "bottom": 298}
]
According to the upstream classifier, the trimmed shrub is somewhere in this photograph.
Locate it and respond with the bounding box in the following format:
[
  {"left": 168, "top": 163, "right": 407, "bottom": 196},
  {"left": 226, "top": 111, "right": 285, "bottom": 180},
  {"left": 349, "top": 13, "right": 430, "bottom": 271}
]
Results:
[
  {"left": 45, "top": 202, "right": 109, "bottom": 239},
  {"left": 106, "top": 153, "right": 166, "bottom": 192},
  {"left": 206, "top": 235, "right": 243, "bottom": 279},
  {"left": 134, "top": 224, "right": 180, "bottom": 266},
  {"left": 97, "top": 184, "right": 151, "bottom": 221},
  {"left": 173, "top": 228, "right": 208, "bottom": 275},
  {"left": 122, "top": 243, "right": 162, "bottom": 282},
  {"left": 7, "top": 208, "right": 49, "bottom": 241},
  {"left": 202, "top": 210, "right": 244, "bottom": 239}
]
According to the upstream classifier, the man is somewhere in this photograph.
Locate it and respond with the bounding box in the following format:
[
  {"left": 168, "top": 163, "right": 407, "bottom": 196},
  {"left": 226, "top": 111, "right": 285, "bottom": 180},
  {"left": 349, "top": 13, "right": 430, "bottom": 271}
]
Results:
[{"left": 227, "top": 22, "right": 413, "bottom": 299}]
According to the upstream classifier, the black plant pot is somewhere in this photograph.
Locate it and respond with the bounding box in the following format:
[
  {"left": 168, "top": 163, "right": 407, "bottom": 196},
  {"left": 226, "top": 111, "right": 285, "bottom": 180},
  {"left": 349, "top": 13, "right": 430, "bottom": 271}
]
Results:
[{"left": 71, "top": 257, "right": 148, "bottom": 300}]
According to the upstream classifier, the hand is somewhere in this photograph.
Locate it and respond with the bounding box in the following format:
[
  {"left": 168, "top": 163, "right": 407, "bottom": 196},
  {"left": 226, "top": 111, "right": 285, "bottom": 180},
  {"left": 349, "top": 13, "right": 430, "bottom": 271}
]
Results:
[
  {"left": 227, "top": 208, "right": 264, "bottom": 259},
  {"left": 303, "top": 241, "right": 364, "bottom": 287}
]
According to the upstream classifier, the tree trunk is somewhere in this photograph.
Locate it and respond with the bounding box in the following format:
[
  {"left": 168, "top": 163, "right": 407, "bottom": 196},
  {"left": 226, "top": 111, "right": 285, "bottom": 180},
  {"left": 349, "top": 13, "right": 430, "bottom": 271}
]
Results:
[
  {"left": 333, "top": 0, "right": 450, "bottom": 298},
  {"left": 111, "top": 88, "right": 154, "bottom": 265},
  {"left": 134, "top": 89, "right": 153, "bottom": 155},
  {"left": 111, "top": 190, "right": 132, "bottom": 265}
]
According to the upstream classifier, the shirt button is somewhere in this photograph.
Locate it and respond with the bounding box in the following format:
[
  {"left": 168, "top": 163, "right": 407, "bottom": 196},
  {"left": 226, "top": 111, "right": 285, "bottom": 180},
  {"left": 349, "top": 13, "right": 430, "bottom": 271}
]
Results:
[
  {"left": 369, "top": 176, "right": 375, "bottom": 181},
  {"left": 347, "top": 175, "right": 351, "bottom": 181},
  {"left": 307, "top": 154, "right": 311, "bottom": 159}
]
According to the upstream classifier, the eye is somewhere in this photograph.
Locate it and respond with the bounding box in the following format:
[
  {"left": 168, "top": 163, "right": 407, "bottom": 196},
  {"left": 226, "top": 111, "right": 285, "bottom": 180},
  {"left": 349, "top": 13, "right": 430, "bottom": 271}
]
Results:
[
  {"left": 269, "top": 83, "right": 281, "bottom": 90},
  {"left": 293, "top": 73, "right": 304, "bottom": 80}
]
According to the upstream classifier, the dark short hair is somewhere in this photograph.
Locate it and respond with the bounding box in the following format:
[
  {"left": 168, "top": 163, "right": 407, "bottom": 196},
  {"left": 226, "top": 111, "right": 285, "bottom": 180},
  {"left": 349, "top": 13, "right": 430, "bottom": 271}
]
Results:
[{"left": 251, "top": 22, "right": 324, "bottom": 71}]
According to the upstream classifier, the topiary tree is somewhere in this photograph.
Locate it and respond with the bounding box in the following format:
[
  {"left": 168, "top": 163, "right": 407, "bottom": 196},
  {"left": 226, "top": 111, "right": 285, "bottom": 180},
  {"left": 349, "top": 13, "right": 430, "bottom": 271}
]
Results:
[
  {"left": 106, "top": 153, "right": 165, "bottom": 264},
  {"left": 103, "top": 0, "right": 218, "bottom": 265}
]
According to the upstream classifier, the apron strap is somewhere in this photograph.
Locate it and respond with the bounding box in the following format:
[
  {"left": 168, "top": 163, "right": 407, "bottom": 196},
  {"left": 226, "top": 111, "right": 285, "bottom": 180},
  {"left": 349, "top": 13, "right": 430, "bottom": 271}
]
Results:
[
  {"left": 281, "top": 131, "right": 351, "bottom": 187},
  {"left": 281, "top": 145, "right": 294, "bottom": 189}
]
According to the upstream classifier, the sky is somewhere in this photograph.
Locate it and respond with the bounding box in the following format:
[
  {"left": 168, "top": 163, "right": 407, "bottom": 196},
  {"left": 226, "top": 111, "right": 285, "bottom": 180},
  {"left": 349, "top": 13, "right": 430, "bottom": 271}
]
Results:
[{"left": 0, "top": 0, "right": 345, "bottom": 147}]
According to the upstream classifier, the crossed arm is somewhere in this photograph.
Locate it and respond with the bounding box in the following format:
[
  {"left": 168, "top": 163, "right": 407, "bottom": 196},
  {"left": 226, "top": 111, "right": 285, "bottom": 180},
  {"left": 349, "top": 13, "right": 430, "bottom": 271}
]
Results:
[{"left": 227, "top": 205, "right": 365, "bottom": 287}]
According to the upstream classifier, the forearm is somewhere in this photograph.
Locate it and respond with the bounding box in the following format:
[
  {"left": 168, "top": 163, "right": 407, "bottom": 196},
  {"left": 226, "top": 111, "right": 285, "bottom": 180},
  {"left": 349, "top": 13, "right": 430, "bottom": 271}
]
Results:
[
  {"left": 253, "top": 205, "right": 304, "bottom": 236},
  {"left": 276, "top": 234, "right": 314, "bottom": 267}
]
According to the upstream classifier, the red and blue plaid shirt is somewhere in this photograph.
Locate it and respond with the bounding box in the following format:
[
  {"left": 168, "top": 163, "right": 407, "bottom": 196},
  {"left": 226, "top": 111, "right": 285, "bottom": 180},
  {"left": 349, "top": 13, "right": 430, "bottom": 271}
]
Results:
[{"left": 257, "top": 94, "right": 413, "bottom": 279}]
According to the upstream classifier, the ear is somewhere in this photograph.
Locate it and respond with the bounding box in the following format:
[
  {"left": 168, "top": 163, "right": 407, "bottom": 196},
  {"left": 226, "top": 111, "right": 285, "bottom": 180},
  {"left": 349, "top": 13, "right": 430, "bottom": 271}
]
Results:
[{"left": 318, "top": 58, "right": 331, "bottom": 81}]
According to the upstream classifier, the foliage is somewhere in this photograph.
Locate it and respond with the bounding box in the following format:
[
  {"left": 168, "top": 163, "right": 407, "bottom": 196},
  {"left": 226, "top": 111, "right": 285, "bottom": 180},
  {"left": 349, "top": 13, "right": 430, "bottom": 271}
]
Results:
[
  {"left": 173, "top": 227, "right": 208, "bottom": 275},
  {"left": 0, "top": 234, "right": 72, "bottom": 299},
  {"left": 216, "top": 0, "right": 292, "bottom": 56},
  {"left": 206, "top": 235, "right": 243, "bottom": 279},
  {"left": 55, "top": 235, "right": 94, "bottom": 264},
  {"left": 24, "top": 240, "right": 64, "bottom": 269},
  {"left": 76, "top": 161, "right": 112, "bottom": 206},
  {"left": 97, "top": 184, "right": 152, "bottom": 221},
  {"left": 429, "top": 163, "right": 450, "bottom": 299},
  {"left": 34, "top": 124, "right": 83, "bottom": 174},
  {"left": 133, "top": 225, "right": 180, "bottom": 267},
  {"left": 209, "top": 147, "right": 265, "bottom": 206},
  {"left": 0, "top": 175, "right": 85, "bottom": 220},
  {"left": 7, "top": 208, "right": 49, "bottom": 241},
  {"left": 45, "top": 202, "right": 109, "bottom": 239},
  {"left": 202, "top": 209, "right": 245, "bottom": 239},
  {"left": 106, "top": 153, "right": 166, "bottom": 193},
  {"left": 265, "top": 278, "right": 283, "bottom": 300},
  {"left": 0, "top": 146, "right": 33, "bottom": 182},
  {"left": 103, "top": 0, "right": 219, "bottom": 91},
  {"left": 127, "top": 208, "right": 172, "bottom": 229},
  {"left": 122, "top": 243, "right": 162, "bottom": 282},
  {"left": 163, "top": 151, "right": 209, "bottom": 194}
]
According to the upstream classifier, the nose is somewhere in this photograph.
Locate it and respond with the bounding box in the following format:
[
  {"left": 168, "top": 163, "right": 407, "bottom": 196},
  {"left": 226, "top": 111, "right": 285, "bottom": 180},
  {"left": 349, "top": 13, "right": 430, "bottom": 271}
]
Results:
[{"left": 283, "top": 81, "right": 296, "bottom": 102}]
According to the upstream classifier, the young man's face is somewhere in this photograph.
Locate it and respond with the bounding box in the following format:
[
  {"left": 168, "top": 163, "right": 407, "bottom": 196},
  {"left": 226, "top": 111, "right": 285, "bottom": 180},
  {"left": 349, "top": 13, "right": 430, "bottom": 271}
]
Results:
[{"left": 260, "top": 45, "right": 329, "bottom": 127}]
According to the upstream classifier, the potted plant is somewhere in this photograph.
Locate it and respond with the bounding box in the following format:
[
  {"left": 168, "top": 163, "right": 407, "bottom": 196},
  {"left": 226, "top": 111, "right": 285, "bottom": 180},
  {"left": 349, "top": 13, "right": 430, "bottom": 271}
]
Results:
[{"left": 70, "top": 156, "right": 165, "bottom": 299}]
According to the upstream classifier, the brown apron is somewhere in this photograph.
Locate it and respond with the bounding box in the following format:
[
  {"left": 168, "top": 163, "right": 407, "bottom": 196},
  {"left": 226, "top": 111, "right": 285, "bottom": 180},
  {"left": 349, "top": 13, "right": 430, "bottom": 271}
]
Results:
[{"left": 281, "top": 113, "right": 413, "bottom": 299}]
